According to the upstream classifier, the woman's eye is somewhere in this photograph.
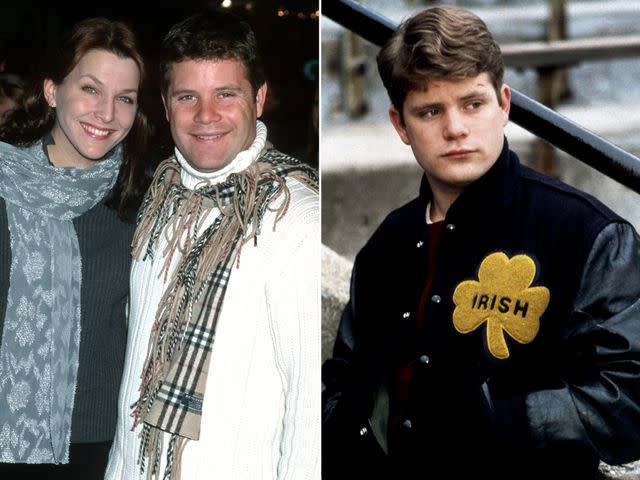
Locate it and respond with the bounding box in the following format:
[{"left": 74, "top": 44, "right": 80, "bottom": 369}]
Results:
[{"left": 118, "top": 96, "right": 135, "bottom": 105}]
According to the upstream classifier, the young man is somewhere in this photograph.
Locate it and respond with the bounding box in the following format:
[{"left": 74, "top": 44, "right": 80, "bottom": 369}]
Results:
[
  {"left": 322, "top": 6, "right": 640, "bottom": 479},
  {"left": 105, "top": 11, "right": 319, "bottom": 480}
]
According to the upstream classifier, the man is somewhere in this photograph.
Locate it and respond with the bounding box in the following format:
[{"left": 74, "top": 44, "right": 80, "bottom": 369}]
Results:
[
  {"left": 106, "top": 10, "right": 319, "bottom": 480},
  {"left": 322, "top": 6, "right": 640, "bottom": 479}
]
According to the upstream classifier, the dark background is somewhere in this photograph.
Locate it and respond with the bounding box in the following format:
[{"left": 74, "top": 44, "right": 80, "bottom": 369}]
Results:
[{"left": 0, "top": 0, "right": 319, "bottom": 167}]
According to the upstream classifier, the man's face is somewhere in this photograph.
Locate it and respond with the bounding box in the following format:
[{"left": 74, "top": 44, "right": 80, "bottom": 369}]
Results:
[
  {"left": 390, "top": 72, "right": 510, "bottom": 197},
  {"left": 163, "top": 58, "right": 267, "bottom": 173}
]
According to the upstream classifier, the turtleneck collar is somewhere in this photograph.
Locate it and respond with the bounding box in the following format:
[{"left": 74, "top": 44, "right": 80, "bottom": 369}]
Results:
[{"left": 176, "top": 120, "right": 267, "bottom": 190}]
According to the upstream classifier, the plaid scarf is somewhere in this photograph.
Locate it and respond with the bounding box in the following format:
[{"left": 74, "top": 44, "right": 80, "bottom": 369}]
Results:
[{"left": 130, "top": 148, "right": 318, "bottom": 480}]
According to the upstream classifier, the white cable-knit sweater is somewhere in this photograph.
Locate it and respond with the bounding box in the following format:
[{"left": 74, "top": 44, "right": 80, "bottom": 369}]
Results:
[{"left": 105, "top": 133, "right": 320, "bottom": 479}]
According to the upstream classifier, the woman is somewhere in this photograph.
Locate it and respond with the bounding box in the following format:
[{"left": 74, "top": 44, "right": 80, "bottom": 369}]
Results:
[{"left": 0, "top": 17, "right": 151, "bottom": 479}]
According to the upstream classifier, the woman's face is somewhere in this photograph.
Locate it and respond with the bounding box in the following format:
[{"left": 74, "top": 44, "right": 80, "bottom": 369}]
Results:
[{"left": 44, "top": 49, "right": 140, "bottom": 168}]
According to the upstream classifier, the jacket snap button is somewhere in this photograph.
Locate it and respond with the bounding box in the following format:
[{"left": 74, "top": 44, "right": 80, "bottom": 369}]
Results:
[
  {"left": 416, "top": 240, "right": 424, "bottom": 248},
  {"left": 431, "top": 294, "right": 441, "bottom": 304},
  {"left": 445, "top": 223, "right": 456, "bottom": 232},
  {"left": 419, "top": 354, "right": 430, "bottom": 364},
  {"left": 359, "top": 427, "right": 368, "bottom": 436},
  {"left": 402, "top": 312, "right": 410, "bottom": 319},
  {"left": 402, "top": 419, "right": 413, "bottom": 429}
]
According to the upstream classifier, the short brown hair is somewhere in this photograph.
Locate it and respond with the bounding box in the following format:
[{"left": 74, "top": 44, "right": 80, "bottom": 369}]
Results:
[
  {"left": 377, "top": 6, "right": 504, "bottom": 113},
  {"left": 159, "top": 10, "right": 265, "bottom": 97}
]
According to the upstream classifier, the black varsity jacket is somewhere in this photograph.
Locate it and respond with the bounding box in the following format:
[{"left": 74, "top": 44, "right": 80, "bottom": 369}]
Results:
[{"left": 322, "top": 139, "right": 640, "bottom": 479}]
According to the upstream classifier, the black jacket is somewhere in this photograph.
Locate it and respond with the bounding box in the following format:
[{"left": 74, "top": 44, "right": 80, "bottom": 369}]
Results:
[{"left": 322, "top": 141, "right": 640, "bottom": 479}]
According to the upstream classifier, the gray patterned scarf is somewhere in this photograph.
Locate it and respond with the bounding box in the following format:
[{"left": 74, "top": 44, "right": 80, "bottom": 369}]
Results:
[
  {"left": 0, "top": 138, "right": 122, "bottom": 463},
  {"left": 130, "top": 148, "right": 318, "bottom": 480}
]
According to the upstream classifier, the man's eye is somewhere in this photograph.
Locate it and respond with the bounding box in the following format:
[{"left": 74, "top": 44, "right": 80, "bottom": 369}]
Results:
[
  {"left": 421, "top": 108, "right": 439, "bottom": 118},
  {"left": 82, "top": 86, "right": 97, "bottom": 94}
]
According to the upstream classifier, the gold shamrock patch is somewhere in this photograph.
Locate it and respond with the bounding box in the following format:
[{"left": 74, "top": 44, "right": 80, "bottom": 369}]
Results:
[{"left": 452, "top": 252, "right": 550, "bottom": 360}]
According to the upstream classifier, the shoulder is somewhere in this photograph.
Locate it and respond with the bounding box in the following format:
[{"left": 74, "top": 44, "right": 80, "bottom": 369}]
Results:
[
  {"left": 261, "top": 148, "right": 319, "bottom": 231},
  {"left": 257, "top": 176, "right": 318, "bottom": 261},
  {"left": 517, "top": 165, "right": 624, "bottom": 242},
  {"left": 285, "top": 176, "right": 318, "bottom": 218},
  {"left": 519, "top": 165, "right": 621, "bottom": 223}
]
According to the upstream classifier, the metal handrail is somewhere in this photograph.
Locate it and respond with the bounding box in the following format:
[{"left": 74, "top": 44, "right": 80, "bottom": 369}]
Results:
[
  {"left": 323, "top": 0, "right": 640, "bottom": 194},
  {"left": 500, "top": 35, "right": 640, "bottom": 69}
]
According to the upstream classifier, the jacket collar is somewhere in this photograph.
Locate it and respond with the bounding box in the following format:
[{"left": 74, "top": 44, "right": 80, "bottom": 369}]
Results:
[{"left": 418, "top": 137, "right": 520, "bottom": 225}]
